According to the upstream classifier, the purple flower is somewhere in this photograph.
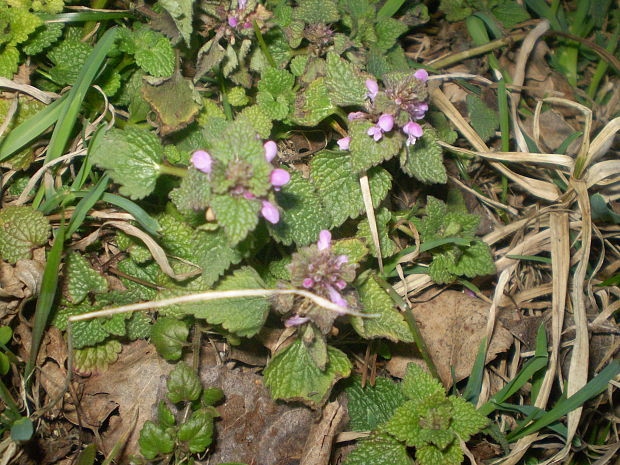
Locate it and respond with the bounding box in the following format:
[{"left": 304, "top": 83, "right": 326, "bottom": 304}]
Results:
[
  {"left": 366, "top": 79, "right": 379, "bottom": 101},
  {"left": 337, "top": 136, "right": 351, "bottom": 150},
  {"left": 238, "top": 0, "right": 248, "bottom": 9},
  {"left": 403, "top": 121, "right": 424, "bottom": 146},
  {"left": 367, "top": 125, "right": 383, "bottom": 141},
  {"left": 302, "top": 278, "right": 314, "bottom": 288},
  {"left": 377, "top": 114, "right": 394, "bottom": 132},
  {"left": 414, "top": 69, "right": 429, "bottom": 82},
  {"left": 261, "top": 200, "right": 280, "bottom": 224},
  {"left": 327, "top": 286, "right": 347, "bottom": 310},
  {"left": 270, "top": 169, "right": 290, "bottom": 188},
  {"left": 228, "top": 16, "right": 238, "bottom": 27},
  {"left": 317, "top": 230, "right": 331, "bottom": 251},
  {"left": 264, "top": 140, "right": 277, "bottom": 162},
  {"left": 243, "top": 21, "right": 252, "bottom": 28},
  {"left": 411, "top": 101, "right": 429, "bottom": 120},
  {"left": 348, "top": 111, "right": 366, "bottom": 121},
  {"left": 243, "top": 191, "right": 256, "bottom": 200},
  {"left": 284, "top": 315, "right": 310, "bottom": 327},
  {"left": 191, "top": 150, "right": 213, "bottom": 174}
]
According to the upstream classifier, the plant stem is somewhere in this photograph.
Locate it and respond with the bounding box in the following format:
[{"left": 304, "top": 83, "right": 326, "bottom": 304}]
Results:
[{"left": 159, "top": 164, "right": 187, "bottom": 178}]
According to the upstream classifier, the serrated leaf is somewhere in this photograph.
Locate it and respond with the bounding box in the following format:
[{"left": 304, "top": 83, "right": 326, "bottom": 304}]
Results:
[
  {"left": 466, "top": 94, "right": 498, "bottom": 142},
  {"left": 158, "top": 0, "right": 194, "bottom": 45},
  {"left": 139, "top": 421, "right": 175, "bottom": 460},
  {"left": 167, "top": 361, "right": 202, "bottom": 404},
  {"left": 310, "top": 150, "right": 392, "bottom": 228},
  {"left": 291, "top": 78, "right": 336, "bottom": 126},
  {"left": 268, "top": 170, "right": 331, "bottom": 246},
  {"left": 151, "top": 317, "right": 188, "bottom": 361},
  {"left": 356, "top": 207, "right": 398, "bottom": 258},
  {"left": 48, "top": 39, "right": 91, "bottom": 85},
  {"left": 292, "top": 0, "right": 339, "bottom": 23},
  {"left": 258, "top": 66, "right": 295, "bottom": 96},
  {"left": 23, "top": 22, "right": 63, "bottom": 55},
  {"left": 71, "top": 318, "right": 110, "bottom": 349},
  {"left": 399, "top": 129, "right": 447, "bottom": 184},
  {"left": 126, "top": 311, "right": 152, "bottom": 340},
  {"left": 5, "top": 7, "right": 42, "bottom": 45},
  {"left": 446, "top": 240, "right": 495, "bottom": 279},
  {"left": 157, "top": 400, "right": 175, "bottom": 428},
  {"left": 343, "top": 433, "right": 412, "bottom": 465},
  {"left": 142, "top": 72, "right": 201, "bottom": 135},
  {"left": 492, "top": 2, "right": 530, "bottom": 28},
  {"left": 439, "top": 0, "right": 472, "bottom": 22},
  {"left": 349, "top": 120, "right": 403, "bottom": 173},
  {"left": 331, "top": 238, "right": 368, "bottom": 265},
  {"left": 345, "top": 376, "right": 406, "bottom": 431},
  {"left": 428, "top": 252, "right": 456, "bottom": 284},
  {"left": 401, "top": 363, "right": 445, "bottom": 402},
  {"left": 374, "top": 18, "right": 409, "bottom": 50},
  {"left": 191, "top": 267, "right": 269, "bottom": 338},
  {"left": 211, "top": 195, "right": 260, "bottom": 245},
  {"left": 263, "top": 339, "right": 352, "bottom": 407},
  {"left": 0, "top": 46, "right": 19, "bottom": 78},
  {"left": 90, "top": 128, "right": 163, "bottom": 200},
  {"left": 73, "top": 340, "right": 122, "bottom": 375},
  {"left": 325, "top": 52, "right": 367, "bottom": 106},
  {"left": 351, "top": 274, "right": 413, "bottom": 342},
  {"left": 417, "top": 442, "right": 463, "bottom": 465},
  {"left": 191, "top": 229, "right": 244, "bottom": 286},
  {"left": 133, "top": 28, "right": 175, "bottom": 77},
  {"left": 64, "top": 253, "right": 108, "bottom": 304},
  {"left": 449, "top": 396, "right": 488, "bottom": 441},
  {"left": 202, "top": 387, "right": 224, "bottom": 406},
  {"left": 178, "top": 410, "right": 214, "bottom": 453},
  {"left": 427, "top": 111, "right": 458, "bottom": 144},
  {"left": 236, "top": 105, "right": 273, "bottom": 138},
  {"left": 169, "top": 167, "right": 212, "bottom": 213},
  {"left": 0, "top": 206, "right": 50, "bottom": 263},
  {"left": 385, "top": 397, "right": 449, "bottom": 448}
]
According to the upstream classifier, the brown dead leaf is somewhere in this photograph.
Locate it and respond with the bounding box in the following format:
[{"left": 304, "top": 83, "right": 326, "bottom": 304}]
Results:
[
  {"left": 387, "top": 290, "right": 513, "bottom": 386},
  {"left": 300, "top": 400, "right": 347, "bottom": 465}
]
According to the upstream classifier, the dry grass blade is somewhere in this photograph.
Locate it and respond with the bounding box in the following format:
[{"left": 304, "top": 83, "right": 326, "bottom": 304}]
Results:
[
  {"left": 0, "top": 77, "right": 59, "bottom": 104},
  {"left": 0, "top": 97, "right": 17, "bottom": 139},
  {"left": 359, "top": 174, "right": 383, "bottom": 272}
]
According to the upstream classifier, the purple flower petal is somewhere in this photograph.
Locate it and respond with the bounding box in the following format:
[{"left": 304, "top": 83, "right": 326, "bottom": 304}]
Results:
[
  {"left": 302, "top": 278, "right": 314, "bottom": 289},
  {"left": 377, "top": 114, "right": 394, "bottom": 132},
  {"left": 414, "top": 69, "right": 429, "bottom": 82},
  {"left": 403, "top": 121, "right": 424, "bottom": 137},
  {"left": 261, "top": 200, "right": 280, "bottom": 224},
  {"left": 348, "top": 111, "right": 366, "bottom": 121},
  {"left": 337, "top": 136, "right": 351, "bottom": 151},
  {"left": 365, "top": 79, "right": 378, "bottom": 100},
  {"left": 284, "top": 315, "right": 310, "bottom": 327},
  {"left": 243, "top": 191, "right": 256, "bottom": 200},
  {"left": 411, "top": 102, "right": 429, "bottom": 120},
  {"left": 270, "top": 168, "right": 290, "bottom": 187},
  {"left": 367, "top": 125, "right": 383, "bottom": 141},
  {"left": 335, "top": 255, "right": 348, "bottom": 267},
  {"left": 228, "top": 16, "right": 238, "bottom": 27},
  {"left": 264, "top": 140, "right": 277, "bottom": 163},
  {"left": 335, "top": 279, "right": 347, "bottom": 290},
  {"left": 317, "top": 230, "right": 331, "bottom": 251},
  {"left": 238, "top": 0, "right": 248, "bottom": 9},
  {"left": 191, "top": 150, "right": 213, "bottom": 174},
  {"left": 327, "top": 285, "right": 348, "bottom": 310}
]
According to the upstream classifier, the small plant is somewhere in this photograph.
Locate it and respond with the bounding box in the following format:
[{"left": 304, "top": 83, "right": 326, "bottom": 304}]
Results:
[{"left": 344, "top": 364, "right": 488, "bottom": 465}]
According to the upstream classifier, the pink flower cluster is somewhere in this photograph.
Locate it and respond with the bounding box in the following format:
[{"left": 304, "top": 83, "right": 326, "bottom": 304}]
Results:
[
  {"left": 190, "top": 139, "right": 290, "bottom": 225},
  {"left": 227, "top": 0, "right": 252, "bottom": 29}
]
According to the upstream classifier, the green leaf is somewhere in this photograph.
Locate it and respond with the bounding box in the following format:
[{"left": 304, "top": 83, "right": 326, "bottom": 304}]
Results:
[
  {"left": 211, "top": 195, "right": 260, "bottom": 246},
  {"left": 0, "top": 46, "right": 19, "bottom": 78},
  {"left": 292, "top": 0, "right": 339, "bottom": 23},
  {"left": 374, "top": 18, "right": 409, "bottom": 50},
  {"left": 90, "top": 128, "right": 163, "bottom": 200},
  {"left": 0, "top": 326, "right": 11, "bottom": 345},
  {"left": 157, "top": 400, "right": 175, "bottom": 428},
  {"left": 126, "top": 312, "right": 152, "bottom": 340},
  {"left": 331, "top": 238, "right": 369, "bottom": 265},
  {"left": 257, "top": 67, "right": 294, "bottom": 121},
  {"left": 448, "top": 396, "right": 489, "bottom": 441},
  {"left": 492, "top": 2, "right": 530, "bottom": 28},
  {"left": 178, "top": 410, "right": 214, "bottom": 453},
  {"left": 399, "top": 129, "right": 447, "bottom": 184},
  {"left": 385, "top": 395, "right": 451, "bottom": 448},
  {"left": 202, "top": 387, "right": 224, "bottom": 406},
  {"left": 73, "top": 340, "right": 122, "bottom": 375},
  {"left": 191, "top": 229, "right": 244, "bottom": 286},
  {"left": 349, "top": 120, "right": 403, "bottom": 173},
  {"left": 439, "top": 0, "right": 472, "bottom": 22},
  {"left": 64, "top": 253, "right": 108, "bottom": 304},
  {"left": 310, "top": 150, "right": 392, "bottom": 228},
  {"left": 343, "top": 433, "right": 412, "bottom": 465},
  {"left": 356, "top": 207, "right": 398, "bottom": 258},
  {"left": 0, "top": 206, "right": 50, "bottom": 263},
  {"left": 158, "top": 0, "right": 194, "bottom": 45},
  {"left": 263, "top": 339, "right": 352, "bottom": 407},
  {"left": 167, "top": 361, "right": 202, "bottom": 404},
  {"left": 23, "top": 22, "right": 63, "bottom": 55},
  {"left": 269, "top": 170, "right": 331, "bottom": 246},
  {"left": 10, "top": 417, "right": 34, "bottom": 442},
  {"left": 325, "top": 52, "right": 367, "bottom": 106},
  {"left": 0, "top": 352, "right": 10, "bottom": 376},
  {"left": 169, "top": 167, "right": 212, "bottom": 213},
  {"left": 138, "top": 421, "right": 175, "bottom": 460},
  {"left": 417, "top": 442, "right": 463, "bottom": 465},
  {"left": 351, "top": 274, "right": 413, "bottom": 342},
  {"left": 466, "top": 94, "right": 498, "bottom": 142},
  {"left": 401, "top": 363, "right": 445, "bottom": 402},
  {"left": 291, "top": 78, "right": 337, "bottom": 126},
  {"left": 446, "top": 240, "right": 496, "bottom": 279},
  {"left": 133, "top": 28, "right": 175, "bottom": 77},
  {"left": 236, "top": 105, "right": 273, "bottom": 139},
  {"left": 151, "top": 317, "right": 189, "bottom": 361},
  {"left": 191, "top": 267, "right": 269, "bottom": 337},
  {"left": 345, "top": 376, "right": 406, "bottom": 431},
  {"left": 48, "top": 39, "right": 91, "bottom": 85}
]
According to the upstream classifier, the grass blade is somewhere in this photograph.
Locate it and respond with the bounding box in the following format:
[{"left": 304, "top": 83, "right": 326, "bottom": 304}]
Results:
[
  {"left": 38, "top": 11, "right": 133, "bottom": 22},
  {"left": 377, "top": 0, "right": 407, "bottom": 19},
  {"left": 25, "top": 223, "right": 65, "bottom": 387},
  {"left": 0, "top": 95, "right": 67, "bottom": 162},
  {"left": 463, "top": 337, "right": 487, "bottom": 404},
  {"left": 67, "top": 174, "right": 109, "bottom": 236}
]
